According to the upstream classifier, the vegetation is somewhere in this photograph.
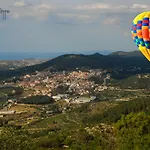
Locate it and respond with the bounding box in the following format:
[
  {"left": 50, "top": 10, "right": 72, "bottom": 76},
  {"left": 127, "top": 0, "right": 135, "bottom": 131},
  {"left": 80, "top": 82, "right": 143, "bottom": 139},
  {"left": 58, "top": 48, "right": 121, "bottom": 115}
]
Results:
[
  {"left": 0, "top": 86, "right": 23, "bottom": 108},
  {"left": 95, "top": 90, "right": 142, "bottom": 101},
  {"left": 52, "top": 85, "right": 69, "bottom": 95},
  {"left": 21, "top": 95, "right": 54, "bottom": 104},
  {"left": 115, "top": 112, "right": 150, "bottom": 150},
  {"left": 112, "top": 74, "right": 150, "bottom": 89},
  {"left": 0, "top": 127, "right": 36, "bottom": 150},
  {"left": 0, "top": 86, "right": 23, "bottom": 97},
  {"left": 1, "top": 96, "right": 150, "bottom": 149},
  {"left": 88, "top": 75, "right": 104, "bottom": 84},
  {"left": 86, "top": 97, "right": 150, "bottom": 124}
]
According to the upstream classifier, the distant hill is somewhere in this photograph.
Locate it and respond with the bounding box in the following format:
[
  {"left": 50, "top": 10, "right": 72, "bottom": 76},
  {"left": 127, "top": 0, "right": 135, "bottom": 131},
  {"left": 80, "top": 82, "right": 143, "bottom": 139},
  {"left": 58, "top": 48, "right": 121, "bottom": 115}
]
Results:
[
  {"left": 109, "top": 51, "right": 142, "bottom": 57},
  {"left": 0, "top": 51, "right": 150, "bottom": 80},
  {"left": 0, "top": 59, "right": 47, "bottom": 71},
  {"left": 111, "top": 74, "right": 150, "bottom": 89}
]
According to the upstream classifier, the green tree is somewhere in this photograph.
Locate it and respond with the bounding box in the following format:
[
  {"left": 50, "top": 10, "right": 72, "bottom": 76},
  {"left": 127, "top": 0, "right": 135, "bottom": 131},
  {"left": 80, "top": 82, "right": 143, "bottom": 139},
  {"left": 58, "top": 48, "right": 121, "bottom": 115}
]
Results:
[
  {"left": 114, "top": 112, "right": 150, "bottom": 150},
  {"left": 0, "top": 128, "right": 36, "bottom": 150}
]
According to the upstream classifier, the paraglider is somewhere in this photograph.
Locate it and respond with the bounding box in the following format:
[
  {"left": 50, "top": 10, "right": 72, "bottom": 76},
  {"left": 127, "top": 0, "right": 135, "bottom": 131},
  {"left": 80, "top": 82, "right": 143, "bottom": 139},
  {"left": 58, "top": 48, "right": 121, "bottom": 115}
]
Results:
[{"left": 131, "top": 12, "right": 150, "bottom": 61}]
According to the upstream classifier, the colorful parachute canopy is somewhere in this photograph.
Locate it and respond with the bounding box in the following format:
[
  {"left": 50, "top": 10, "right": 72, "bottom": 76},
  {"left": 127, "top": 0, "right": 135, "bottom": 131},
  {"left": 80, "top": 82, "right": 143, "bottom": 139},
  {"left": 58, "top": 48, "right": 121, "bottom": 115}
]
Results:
[{"left": 131, "top": 12, "right": 150, "bottom": 61}]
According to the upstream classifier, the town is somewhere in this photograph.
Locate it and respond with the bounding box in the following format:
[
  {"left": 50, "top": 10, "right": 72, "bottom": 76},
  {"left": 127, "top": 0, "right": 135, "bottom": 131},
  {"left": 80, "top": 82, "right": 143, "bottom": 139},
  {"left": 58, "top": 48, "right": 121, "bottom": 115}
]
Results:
[
  {"left": 1, "top": 69, "right": 111, "bottom": 101},
  {"left": 0, "top": 69, "right": 113, "bottom": 116}
]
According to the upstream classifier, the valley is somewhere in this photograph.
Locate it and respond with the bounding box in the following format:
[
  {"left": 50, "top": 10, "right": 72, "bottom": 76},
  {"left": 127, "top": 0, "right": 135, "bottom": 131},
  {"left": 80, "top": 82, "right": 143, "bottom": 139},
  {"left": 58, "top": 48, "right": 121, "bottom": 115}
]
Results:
[{"left": 1, "top": 52, "right": 150, "bottom": 150}]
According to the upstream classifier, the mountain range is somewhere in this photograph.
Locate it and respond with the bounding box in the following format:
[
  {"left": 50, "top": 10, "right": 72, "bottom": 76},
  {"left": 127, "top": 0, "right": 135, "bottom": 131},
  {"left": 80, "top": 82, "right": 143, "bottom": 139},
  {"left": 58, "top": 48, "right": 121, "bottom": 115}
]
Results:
[
  {"left": 109, "top": 51, "right": 142, "bottom": 57},
  {"left": 0, "top": 50, "right": 141, "bottom": 60},
  {"left": 0, "top": 50, "right": 149, "bottom": 80}
]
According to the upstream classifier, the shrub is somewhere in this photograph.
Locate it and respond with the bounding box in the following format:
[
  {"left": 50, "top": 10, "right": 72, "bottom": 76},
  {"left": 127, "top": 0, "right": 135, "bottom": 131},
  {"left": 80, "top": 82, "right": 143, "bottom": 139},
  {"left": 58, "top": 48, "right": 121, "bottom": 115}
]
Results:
[{"left": 21, "top": 95, "right": 54, "bottom": 104}]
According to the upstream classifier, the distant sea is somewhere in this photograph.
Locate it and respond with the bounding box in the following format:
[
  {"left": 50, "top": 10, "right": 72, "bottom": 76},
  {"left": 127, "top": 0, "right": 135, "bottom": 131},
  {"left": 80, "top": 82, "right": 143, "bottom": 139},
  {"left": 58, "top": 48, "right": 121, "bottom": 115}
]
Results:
[{"left": 0, "top": 51, "right": 112, "bottom": 60}]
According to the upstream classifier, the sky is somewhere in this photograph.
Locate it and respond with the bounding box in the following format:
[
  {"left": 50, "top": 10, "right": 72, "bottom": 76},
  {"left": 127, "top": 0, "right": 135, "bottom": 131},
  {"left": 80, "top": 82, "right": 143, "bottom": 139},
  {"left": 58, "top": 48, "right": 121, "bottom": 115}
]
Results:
[{"left": 0, "top": 0, "right": 150, "bottom": 53}]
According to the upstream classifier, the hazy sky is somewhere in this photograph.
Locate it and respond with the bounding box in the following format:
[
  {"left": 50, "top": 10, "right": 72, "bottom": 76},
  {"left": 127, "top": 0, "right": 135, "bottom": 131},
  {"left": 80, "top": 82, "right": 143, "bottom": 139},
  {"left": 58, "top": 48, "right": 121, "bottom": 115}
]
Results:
[{"left": 0, "top": 0, "right": 150, "bottom": 53}]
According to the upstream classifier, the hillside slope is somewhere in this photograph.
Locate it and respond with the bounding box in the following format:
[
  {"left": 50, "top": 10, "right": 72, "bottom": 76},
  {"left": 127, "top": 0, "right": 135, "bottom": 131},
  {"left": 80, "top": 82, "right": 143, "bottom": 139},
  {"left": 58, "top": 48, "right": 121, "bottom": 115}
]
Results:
[{"left": 0, "top": 51, "right": 149, "bottom": 80}]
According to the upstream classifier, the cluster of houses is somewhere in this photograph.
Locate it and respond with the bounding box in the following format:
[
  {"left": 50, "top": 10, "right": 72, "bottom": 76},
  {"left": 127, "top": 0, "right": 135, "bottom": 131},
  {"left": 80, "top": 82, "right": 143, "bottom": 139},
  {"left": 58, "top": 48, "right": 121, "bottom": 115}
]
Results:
[
  {"left": 52, "top": 94, "right": 97, "bottom": 104},
  {"left": 6, "top": 69, "right": 111, "bottom": 97},
  {"left": 0, "top": 69, "right": 112, "bottom": 117}
]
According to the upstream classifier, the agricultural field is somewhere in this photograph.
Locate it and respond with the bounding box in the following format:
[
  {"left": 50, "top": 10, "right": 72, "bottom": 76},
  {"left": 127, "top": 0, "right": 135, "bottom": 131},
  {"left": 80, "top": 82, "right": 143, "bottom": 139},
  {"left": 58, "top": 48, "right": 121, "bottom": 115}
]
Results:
[{"left": 1, "top": 94, "right": 150, "bottom": 150}]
